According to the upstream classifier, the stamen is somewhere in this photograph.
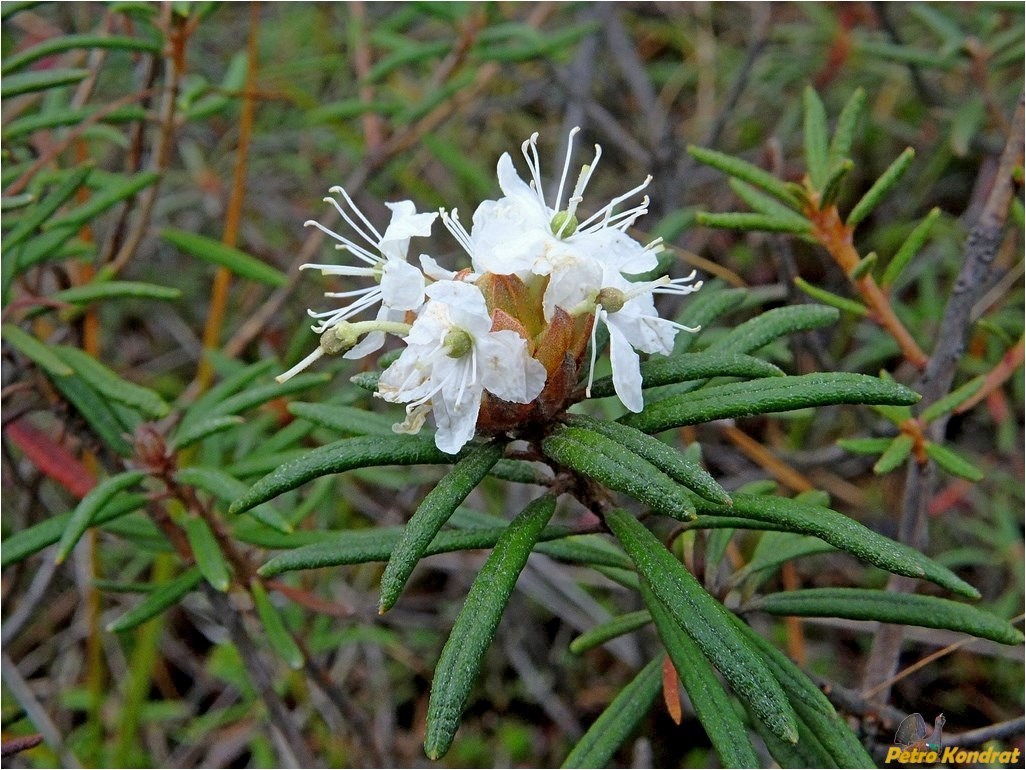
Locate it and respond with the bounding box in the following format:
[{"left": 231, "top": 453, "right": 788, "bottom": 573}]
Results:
[
  {"left": 521, "top": 132, "right": 545, "bottom": 205},
  {"left": 585, "top": 308, "right": 603, "bottom": 399},
  {"left": 328, "top": 186, "right": 384, "bottom": 243},
  {"left": 304, "top": 219, "right": 379, "bottom": 266},
  {"left": 440, "top": 208, "right": 473, "bottom": 256},
  {"left": 276, "top": 347, "right": 324, "bottom": 384},
  {"left": 555, "top": 126, "right": 581, "bottom": 212},
  {"left": 576, "top": 175, "right": 652, "bottom": 231}
]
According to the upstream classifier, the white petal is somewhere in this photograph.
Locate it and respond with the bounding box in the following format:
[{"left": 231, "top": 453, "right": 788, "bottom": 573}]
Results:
[
  {"left": 380, "top": 258, "right": 425, "bottom": 310},
  {"left": 477, "top": 331, "right": 547, "bottom": 404},
  {"left": 496, "top": 153, "right": 540, "bottom": 206},
  {"left": 613, "top": 296, "right": 676, "bottom": 355},
  {"left": 379, "top": 201, "right": 437, "bottom": 259},
  {"left": 420, "top": 254, "right": 458, "bottom": 281},
  {"left": 607, "top": 318, "right": 644, "bottom": 413},
  {"left": 541, "top": 256, "right": 603, "bottom": 320}
]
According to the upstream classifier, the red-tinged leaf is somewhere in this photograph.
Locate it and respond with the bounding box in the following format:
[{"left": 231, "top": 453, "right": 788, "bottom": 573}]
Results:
[
  {"left": 662, "top": 654, "right": 683, "bottom": 725},
  {"left": 6, "top": 418, "right": 95, "bottom": 497},
  {"left": 534, "top": 306, "right": 574, "bottom": 377},
  {"left": 490, "top": 307, "right": 530, "bottom": 342},
  {"left": 478, "top": 273, "right": 544, "bottom": 337}
]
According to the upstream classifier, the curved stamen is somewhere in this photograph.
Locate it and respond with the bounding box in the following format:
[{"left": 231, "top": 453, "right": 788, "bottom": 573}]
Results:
[
  {"left": 554, "top": 126, "right": 581, "bottom": 213},
  {"left": 521, "top": 132, "right": 545, "bottom": 205},
  {"left": 576, "top": 175, "right": 652, "bottom": 231},
  {"left": 328, "top": 186, "right": 384, "bottom": 244},
  {"left": 304, "top": 219, "right": 380, "bottom": 266}
]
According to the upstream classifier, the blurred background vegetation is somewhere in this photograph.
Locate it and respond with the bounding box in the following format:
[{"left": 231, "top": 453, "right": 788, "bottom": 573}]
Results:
[{"left": 2, "top": 2, "right": 1023, "bottom": 767}]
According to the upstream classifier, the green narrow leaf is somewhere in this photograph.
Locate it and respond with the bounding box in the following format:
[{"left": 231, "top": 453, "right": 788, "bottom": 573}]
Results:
[
  {"left": 920, "top": 376, "right": 986, "bottom": 423},
  {"left": 729, "top": 532, "right": 836, "bottom": 589},
  {"left": 2, "top": 165, "right": 93, "bottom": 253},
  {"left": 206, "top": 373, "right": 330, "bottom": 419},
  {"left": 51, "top": 281, "right": 182, "bottom": 305},
  {"left": 688, "top": 145, "right": 798, "bottom": 206},
  {"left": 925, "top": 442, "right": 985, "bottom": 482},
  {"left": 873, "top": 433, "right": 915, "bottom": 474},
  {"left": 52, "top": 345, "right": 169, "bottom": 418},
  {"left": 249, "top": 579, "right": 304, "bottom": 669},
  {"left": 561, "top": 657, "right": 662, "bottom": 769},
  {"left": 287, "top": 401, "right": 399, "bottom": 438},
  {"left": 697, "top": 494, "right": 980, "bottom": 599},
  {"left": 712, "top": 304, "right": 840, "bottom": 354},
  {"left": 605, "top": 508, "right": 799, "bottom": 745},
  {"left": 819, "top": 159, "right": 855, "bottom": 208},
  {"left": 175, "top": 465, "right": 292, "bottom": 534},
  {"left": 1, "top": 67, "right": 89, "bottom": 97},
  {"left": 642, "top": 584, "right": 760, "bottom": 768},
  {"left": 793, "top": 278, "right": 870, "bottom": 316},
  {"left": 848, "top": 251, "right": 877, "bottom": 280},
  {"left": 563, "top": 415, "right": 730, "bottom": 506},
  {"left": 588, "top": 350, "right": 784, "bottom": 398},
  {"left": 541, "top": 426, "right": 696, "bottom": 521},
  {"left": 1, "top": 323, "right": 73, "bottom": 376},
  {"left": 828, "top": 87, "right": 866, "bottom": 168},
  {"left": 51, "top": 374, "right": 135, "bottom": 455},
  {"left": 881, "top": 208, "right": 941, "bottom": 289},
  {"left": 168, "top": 415, "right": 243, "bottom": 451},
  {"left": 161, "top": 228, "right": 287, "bottom": 287},
  {"left": 728, "top": 179, "right": 808, "bottom": 225},
  {"left": 569, "top": 610, "right": 652, "bottom": 655},
  {"left": 1, "top": 33, "right": 160, "bottom": 74},
  {"left": 182, "top": 516, "right": 231, "bottom": 592},
  {"left": 424, "top": 495, "right": 556, "bottom": 759},
  {"left": 8, "top": 225, "right": 83, "bottom": 277},
  {"left": 750, "top": 588, "right": 1023, "bottom": 645},
  {"left": 379, "top": 443, "right": 503, "bottom": 612},
  {"left": 107, "top": 567, "right": 203, "bottom": 632},
  {"left": 673, "top": 286, "right": 748, "bottom": 352},
  {"left": 846, "top": 148, "right": 916, "bottom": 227},
  {"left": 837, "top": 437, "right": 894, "bottom": 455},
  {"left": 803, "top": 86, "right": 830, "bottom": 189},
  {"left": 1, "top": 493, "right": 146, "bottom": 568},
  {"left": 696, "top": 211, "right": 812, "bottom": 234},
  {"left": 177, "top": 359, "right": 277, "bottom": 429},
  {"left": 55, "top": 470, "right": 147, "bottom": 563},
  {"left": 46, "top": 171, "right": 158, "bottom": 231},
  {"left": 621, "top": 373, "right": 920, "bottom": 434},
  {"left": 730, "top": 616, "right": 876, "bottom": 768}
]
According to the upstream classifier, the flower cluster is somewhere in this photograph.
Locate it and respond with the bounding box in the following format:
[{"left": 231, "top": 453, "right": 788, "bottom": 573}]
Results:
[{"left": 279, "top": 129, "right": 702, "bottom": 453}]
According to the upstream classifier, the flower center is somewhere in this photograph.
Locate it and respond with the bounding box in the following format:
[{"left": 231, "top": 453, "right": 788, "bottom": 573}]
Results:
[
  {"left": 596, "top": 287, "right": 627, "bottom": 313},
  {"left": 550, "top": 210, "right": 578, "bottom": 238},
  {"left": 443, "top": 328, "right": 473, "bottom": 358}
]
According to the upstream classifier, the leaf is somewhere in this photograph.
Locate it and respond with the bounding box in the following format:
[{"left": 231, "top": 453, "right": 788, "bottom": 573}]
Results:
[
  {"left": 587, "top": 350, "right": 783, "bottom": 398},
  {"left": 177, "top": 358, "right": 277, "bottom": 430},
  {"left": 249, "top": 580, "right": 304, "bottom": 669},
  {"left": 730, "top": 616, "right": 875, "bottom": 768},
  {"left": 424, "top": 495, "right": 556, "bottom": 759},
  {"left": 642, "top": 584, "right": 760, "bottom": 768},
  {"left": 1, "top": 493, "right": 147, "bottom": 568},
  {"left": 542, "top": 426, "right": 696, "bottom": 521},
  {"left": 920, "top": 375, "right": 986, "bottom": 423},
  {"left": 712, "top": 304, "right": 840, "bottom": 354},
  {"left": 52, "top": 345, "right": 169, "bottom": 418},
  {"left": 287, "top": 401, "right": 399, "bottom": 438},
  {"left": 561, "top": 657, "right": 663, "bottom": 769},
  {"left": 183, "top": 516, "right": 231, "bottom": 592},
  {"left": 2, "top": 323, "right": 73, "bottom": 377},
  {"left": 168, "top": 415, "right": 243, "bottom": 451},
  {"left": 803, "top": 86, "right": 830, "bottom": 189},
  {"left": 837, "top": 437, "right": 894, "bottom": 455},
  {"left": 696, "top": 211, "right": 812, "bottom": 234},
  {"left": 828, "top": 87, "right": 866, "bottom": 168},
  {"left": 697, "top": 494, "right": 980, "bottom": 599},
  {"left": 749, "top": 588, "right": 1023, "bottom": 645},
  {"left": 1, "top": 67, "right": 90, "bottom": 97},
  {"left": 846, "top": 148, "right": 916, "bottom": 227},
  {"left": 46, "top": 171, "right": 159, "bottom": 231},
  {"left": 379, "top": 442, "right": 503, "bottom": 612},
  {"left": 728, "top": 179, "right": 810, "bottom": 229},
  {"left": 605, "top": 508, "right": 799, "bottom": 744},
  {"left": 873, "top": 433, "right": 915, "bottom": 474},
  {"left": 563, "top": 415, "right": 730, "bottom": 505},
  {"left": 206, "top": 373, "right": 330, "bottom": 419},
  {"left": 925, "top": 442, "right": 985, "bottom": 482},
  {"left": 729, "top": 532, "right": 836, "bottom": 589},
  {"left": 161, "top": 228, "right": 287, "bottom": 287},
  {"left": 1, "top": 33, "right": 160, "bottom": 74},
  {"left": 175, "top": 465, "right": 292, "bottom": 534},
  {"left": 5, "top": 417, "right": 95, "bottom": 497},
  {"left": 673, "top": 286, "right": 747, "bottom": 352},
  {"left": 793, "top": 277, "right": 869, "bottom": 316},
  {"left": 50, "top": 374, "right": 135, "bottom": 455},
  {"left": 55, "top": 470, "right": 147, "bottom": 563},
  {"left": 881, "top": 208, "right": 941, "bottom": 289},
  {"left": 2, "top": 165, "right": 93, "bottom": 253},
  {"left": 569, "top": 610, "right": 652, "bottom": 655},
  {"left": 620, "top": 373, "right": 920, "bottom": 434},
  {"left": 106, "top": 567, "right": 204, "bottom": 633},
  {"left": 687, "top": 145, "right": 798, "bottom": 206},
  {"left": 51, "top": 281, "right": 182, "bottom": 305}
]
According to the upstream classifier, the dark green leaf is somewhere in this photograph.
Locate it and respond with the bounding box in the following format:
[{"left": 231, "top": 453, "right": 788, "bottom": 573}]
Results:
[
  {"left": 605, "top": 508, "right": 798, "bottom": 744},
  {"left": 542, "top": 426, "right": 696, "bottom": 520},
  {"left": 561, "top": 657, "right": 662, "bottom": 769},
  {"left": 920, "top": 376, "right": 986, "bottom": 423},
  {"left": 183, "top": 516, "right": 231, "bottom": 591},
  {"left": 55, "top": 470, "right": 147, "bottom": 563},
  {"left": 379, "top": 442, "right": 503, "bottom": 611},
  {"left": 2, "top": 165, "right": 93, "bottom": 253},
  {"left": 873, "top": 433, "right": 915, "bottom": 474},
  {"left": 288, "top": 401, "right": 399, "bottom": 438},
  {"left": 51, "top": 374, "right": 135, "bottom": 455},
  {"left": 2, "top": 33, "right": 160, "bottom": 74},
  {"left": 728, "top": 179, "right": 809, "bottom": 227},
  {"left": 2, "top": 323, "right": 73, "bottom": 376},
  {"left": 881, "top": 208, "right": 941, "bottom": 289},
  {"left": 837, "top": 437, "right": 893, "bottom": 455},
  {"left": 846, "top": 148, "right": 916, "bottom": 227},
  {"left": 688, "top": 145, "right": 798, "bottom": 206},
  {"left": 621, "top": 373, "right": 920, "bottom": 434},
  {"left": 828, "top": 87, "right": 866, "bottom": 168},
  {"left": 1, "top": 67, "right": 89, "bottom": 97},
  {"left": 107, "top": 567, "right": 203, "bottom": 632},
  {"left": 696, "top": 211, "right": 812, "bottom": 234},
  {"left": 52, "top": 345, "right": 169, "bottom": 418},
  {"left": 51, "top": 281, "right": 181, "bottom": 305},
  {"left": 750, "top": 588, "right": 1023, "bottom": 645},
  {"left": 175, "top": 465, "right": 292, "bottom": 534},
  {"left": 161, "top": 228, "right": 287, "bottom": 287},
  {"left": 587, "top": 350, "right": 783, "bottom": 398},
  {"left": 569, "top": 611, "right": 652, "bottom": 655},
  {"left": 424, "top": 495, "right": 556, "bottom": 759},
  {"left": 793, "top": 278, "right": 869, "bottom": 316},
  {"left": 925, "top": 442, "right": 985, "bottom": 482},
  {"left": 169, "top": 415, "right": 243, "bottom": 451},
  {"left": 249, "top": 579, "right": 304, "bottom": 669},
  {"left": 46, "top": 171, "right": 158, "bottom": 231},
  {"left": 803, "top": 86, "right": 830, "bottom": 189}
]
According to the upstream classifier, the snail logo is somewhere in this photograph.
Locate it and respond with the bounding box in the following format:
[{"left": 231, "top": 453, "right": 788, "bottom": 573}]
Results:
[
  {"left": 884, "top": 713, "right": 1022, "bottom": 765},
  {"left": 894, "top": 712, "right": 946, "bottom": 752}
]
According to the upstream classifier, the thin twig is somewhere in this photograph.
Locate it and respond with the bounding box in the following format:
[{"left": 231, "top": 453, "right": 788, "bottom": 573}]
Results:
[{"left": 0, "top": 652, "right": 82, "bottom": 769}]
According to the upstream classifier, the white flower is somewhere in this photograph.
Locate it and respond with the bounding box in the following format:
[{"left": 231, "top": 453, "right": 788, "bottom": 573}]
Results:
[
  {"left": 586, "top": 271, "right": 704, "bottom": 412},
  {"left": 441, "top": 128, "right": 663, "bottom": 318},
  {"left": 303, "top": 190, "right": 436, "bottom": 359},
  {"left": 376, "top": 281, "right": 547, "bottom": 453}
]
